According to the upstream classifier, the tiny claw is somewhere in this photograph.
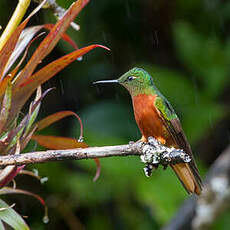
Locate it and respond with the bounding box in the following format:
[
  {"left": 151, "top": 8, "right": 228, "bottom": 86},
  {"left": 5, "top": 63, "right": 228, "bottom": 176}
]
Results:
[{"left": 129, "top": 141, "right": 135, "bottom": 145}]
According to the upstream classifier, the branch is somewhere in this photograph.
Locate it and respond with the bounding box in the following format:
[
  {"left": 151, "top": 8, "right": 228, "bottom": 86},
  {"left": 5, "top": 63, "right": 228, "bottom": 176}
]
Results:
[
  {"left": 0, "top": 137, "right": 190, "bottom": 168},
  {"left": 161, "top": 145, "right": 230, "bottom": 230},
  {"left": 0, "top": 144, "right": 138, "bottom": 167}
]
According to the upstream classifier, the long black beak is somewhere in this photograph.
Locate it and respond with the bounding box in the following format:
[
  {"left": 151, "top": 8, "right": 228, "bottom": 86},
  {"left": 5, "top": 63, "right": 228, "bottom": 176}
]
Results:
[{"left": 93, "top": 79, "right": 119, "bottom": 84}]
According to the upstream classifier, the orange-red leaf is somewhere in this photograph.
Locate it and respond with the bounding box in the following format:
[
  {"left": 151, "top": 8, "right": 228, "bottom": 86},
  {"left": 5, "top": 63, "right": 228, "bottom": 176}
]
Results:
[
  {"left": 32, "top": 135, "right": 101, "bottom": 181},
  {"left": 0, "top": 1, "right": 45, "bottom": 81},
  {"left": 15, "top": 0, "right": 89, "bottom": 87},
  {"left": 43, "top": 24, "right": 78, "bottom": 49},
  {"left": 36, "top": 110, "right": 81, "bottom": 131},
  {"left": 0, "top": 75, "right": 12, "bottom": 98},
  {"left": 31, "top": 135, "right": 88, "bottom": 149},
  {"left": 8, "top": 44, "right": 109, "bottom": 123},
  {"left": 0, "top": 166, "right": 25, "bottom": 188}
]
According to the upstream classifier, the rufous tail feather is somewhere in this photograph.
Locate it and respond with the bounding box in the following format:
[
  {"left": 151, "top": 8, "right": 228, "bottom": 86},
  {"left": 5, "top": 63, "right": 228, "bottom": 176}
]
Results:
[{"left": 171, "top": 163, "right": 201, "bottom": 195}]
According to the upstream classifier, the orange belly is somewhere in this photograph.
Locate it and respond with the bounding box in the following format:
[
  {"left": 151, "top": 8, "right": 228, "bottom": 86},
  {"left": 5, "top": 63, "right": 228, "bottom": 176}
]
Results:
[
  {"left": 132, "top": 94, "right": 170, "bottom": 144},
  {"left": 132, "top": 94, "right": 201, "bottom": 195}
]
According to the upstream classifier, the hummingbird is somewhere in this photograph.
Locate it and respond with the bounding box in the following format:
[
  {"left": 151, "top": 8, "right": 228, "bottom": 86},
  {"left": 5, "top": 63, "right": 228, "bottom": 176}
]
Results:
[{"left": 94, "top": 67, "right": 202, "bottom": 195}]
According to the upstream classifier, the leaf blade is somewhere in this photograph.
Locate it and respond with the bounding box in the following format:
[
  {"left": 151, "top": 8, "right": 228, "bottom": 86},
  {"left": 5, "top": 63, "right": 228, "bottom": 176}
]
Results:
[
  {"left": 0, "top": 199, "right": 29, "bottom": 230},
  {"left": 9, "top": 44, "right": 109, "bottom": 123},
  {"left": 15, "top": 0, "right": 89, "bottom": 86},
  {"left": 31, "top": 135, "right": 88, "bottom": 149}
]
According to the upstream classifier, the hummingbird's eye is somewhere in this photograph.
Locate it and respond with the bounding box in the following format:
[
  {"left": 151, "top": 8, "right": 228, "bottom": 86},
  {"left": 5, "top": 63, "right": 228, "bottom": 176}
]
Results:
[{"left": 128, "top": 76, "right": 135, "bottom": 81}]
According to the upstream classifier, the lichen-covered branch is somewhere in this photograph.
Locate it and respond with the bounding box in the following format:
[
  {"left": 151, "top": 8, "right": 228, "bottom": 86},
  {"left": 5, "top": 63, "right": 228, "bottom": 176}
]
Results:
[
  {"left": 0, "top": 137, "right": 190, "bottom": 168},
  {"left": 161, "top": 145, "right": 230, "bottom": 230}
]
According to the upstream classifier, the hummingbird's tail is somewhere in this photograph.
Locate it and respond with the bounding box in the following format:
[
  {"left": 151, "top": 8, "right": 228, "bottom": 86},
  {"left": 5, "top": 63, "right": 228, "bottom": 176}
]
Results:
[{"left": 171, "top": 163, "right": 202, "bottom": 195}]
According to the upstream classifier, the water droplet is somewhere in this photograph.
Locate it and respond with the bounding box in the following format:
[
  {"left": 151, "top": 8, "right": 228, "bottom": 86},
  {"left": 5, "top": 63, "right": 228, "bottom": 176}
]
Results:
[
  {"left": 43, "top": 206, "right": 49, "bottom": 224},
  {"left": 77, "top": 56, "right": 83, "bottom": 61},
  {"left": 78, "top": 136, "right": 84, "bottom": 142},
  {"left": 40, "top": 177, "right": 48, "bottom": 184},
  {"left": 33, "top": 169, "right": 39, "bottom": 177},
  {"left": 43, "top": 215, "right": 49, "bottom": 224}
]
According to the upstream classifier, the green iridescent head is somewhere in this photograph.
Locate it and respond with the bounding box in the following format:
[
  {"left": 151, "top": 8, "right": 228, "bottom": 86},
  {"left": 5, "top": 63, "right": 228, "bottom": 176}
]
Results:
[
  {"left": 94, "top": 67, "right": 157, "bottom": 96},
  {"left": 117, "top": 67, "right": 156, "bottom": 96}
]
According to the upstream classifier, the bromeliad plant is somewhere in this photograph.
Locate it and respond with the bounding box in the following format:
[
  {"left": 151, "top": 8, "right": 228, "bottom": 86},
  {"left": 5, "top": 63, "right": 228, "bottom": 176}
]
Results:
[{"left": 0, "top": 0, "right": 108, "bottom": 228}]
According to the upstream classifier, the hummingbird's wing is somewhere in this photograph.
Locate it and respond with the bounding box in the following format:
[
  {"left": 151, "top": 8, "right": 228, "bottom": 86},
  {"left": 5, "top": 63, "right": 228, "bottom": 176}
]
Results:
[{"left": 154, "top": 95, "right": 202, "bottom": 194}]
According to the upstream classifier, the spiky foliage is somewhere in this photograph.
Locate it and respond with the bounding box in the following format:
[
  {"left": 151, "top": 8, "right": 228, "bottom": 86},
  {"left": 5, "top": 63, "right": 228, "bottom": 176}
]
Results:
[{"left": 0, "top": 0, "right": 108, "bottom": 228}]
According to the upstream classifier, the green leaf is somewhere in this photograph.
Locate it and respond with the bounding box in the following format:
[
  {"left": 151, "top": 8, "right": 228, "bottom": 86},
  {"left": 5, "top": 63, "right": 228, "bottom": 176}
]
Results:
[
  {"left": 0, "top": 220, "right": 5, "bottom": 230},
  {"left": 0, "top": 199, "right": 29, "bottom": 230},
  {"left": 0, "top": 80, "right": 12, "bottom": 133}
]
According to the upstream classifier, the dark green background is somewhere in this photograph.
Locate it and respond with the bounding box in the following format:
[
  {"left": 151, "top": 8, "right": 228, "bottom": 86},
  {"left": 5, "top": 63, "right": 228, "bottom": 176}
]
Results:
[{"left": 2, "top": 0, "right": 230, "bottom": 229}]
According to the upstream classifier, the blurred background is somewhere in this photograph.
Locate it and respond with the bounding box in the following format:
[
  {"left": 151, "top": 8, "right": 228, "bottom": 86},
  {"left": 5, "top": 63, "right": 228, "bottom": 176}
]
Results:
[{"left": 1, "top": 0, "right": 230, "bottom": 229}]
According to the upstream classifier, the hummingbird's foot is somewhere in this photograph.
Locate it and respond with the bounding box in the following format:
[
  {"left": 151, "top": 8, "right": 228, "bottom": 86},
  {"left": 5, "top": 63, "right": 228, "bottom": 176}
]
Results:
[
  {"left": 129, "top": 140, "right": 135, "bottom": 145},
  {"left": 140, "top": 136, "right": 191, "bottom": 177}
]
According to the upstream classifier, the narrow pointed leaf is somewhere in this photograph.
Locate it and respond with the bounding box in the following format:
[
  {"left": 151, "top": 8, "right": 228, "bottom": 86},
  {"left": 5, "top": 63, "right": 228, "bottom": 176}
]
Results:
[
  {"left": 36, "top": 111, "right": 79, "bottom": 131},
  {"left": 0, "top": 187, "right": 46, "bottom": 207},
  {"left": 3, "top": 26, "right": 44, "bottom": 76},
  {"left": 9, "top": 44, "right": 109, "bottom": 123},
  {"left": 93, "top": 158, "right": 101, "bottom": 182},
  {"left": 23, "top": 86, "right": 41, "bottom": 136},
  {"left": 5, "top": 29, "right": 46, "bottom": 79},
  {"left": 5, "top": 87, "right": 52, "bottom": 148},
  {"left": 0, "top": 81, "right": 12, "bottom": 133},
  {"left": 32, "top": 134, "right": 101, "bottom": 181},
  {"left": 0, "top": 1, "right": 46, "bottom": 80},
  {"left": 31, "top": 135, "right": 88, "bottom": 149},
  {"left": 0, "top": 166, "right": 25, "bottom": 188},
  {"left": 0, "top": 199, "right": 29, "bottom": 230},
  {"left": 43, "top": 24, "right": 78, "bottom": 49},
  {"left": 0, "top": 75, "right": 12, "bottom": 98},
  {"left": 15, "top": 0, "right": 89, "bottom": 86},
  {"left": 0, "top": 219, "right": 5, "bottom": 230},
  {"left": 5, "top": 22, "right": 81, "bottom": 76},
  {"left": 36, "top": 111, "right": 84, "bottom": 139}
]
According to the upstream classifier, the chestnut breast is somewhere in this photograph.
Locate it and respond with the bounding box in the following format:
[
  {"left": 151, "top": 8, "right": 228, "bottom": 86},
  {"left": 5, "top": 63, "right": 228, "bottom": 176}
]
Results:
[{"left": 132, "top": 94, "right": 170, "bottom": 142}]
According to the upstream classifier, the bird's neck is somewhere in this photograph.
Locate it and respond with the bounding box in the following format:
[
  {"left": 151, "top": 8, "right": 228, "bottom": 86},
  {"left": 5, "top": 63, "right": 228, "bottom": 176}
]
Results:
[{"left": 129, "top": 86, "right": 158, "bottom": 97}]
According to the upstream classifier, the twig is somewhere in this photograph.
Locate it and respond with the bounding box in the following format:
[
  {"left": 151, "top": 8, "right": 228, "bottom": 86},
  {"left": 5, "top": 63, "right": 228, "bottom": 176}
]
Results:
[
  {"left": 0, "top": 137, "right": 190, "bottom": 168},
  {"left": 33, "top": 0, "right": 81, "bottom": 30},
  {"left": 161, "top": 145, "right": 230, "bottom": 230}
]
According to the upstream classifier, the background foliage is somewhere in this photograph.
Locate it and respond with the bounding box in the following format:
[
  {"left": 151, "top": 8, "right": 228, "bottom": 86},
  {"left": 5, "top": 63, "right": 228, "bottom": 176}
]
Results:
[{"left": 1, "top": 0, "right": 230, "bottom": 229}]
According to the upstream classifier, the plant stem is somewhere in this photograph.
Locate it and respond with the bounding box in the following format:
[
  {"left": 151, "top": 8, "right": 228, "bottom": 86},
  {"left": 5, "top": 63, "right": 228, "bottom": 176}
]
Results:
[{"left": 0, "top": 0, "right": 31, "bottom": 51}]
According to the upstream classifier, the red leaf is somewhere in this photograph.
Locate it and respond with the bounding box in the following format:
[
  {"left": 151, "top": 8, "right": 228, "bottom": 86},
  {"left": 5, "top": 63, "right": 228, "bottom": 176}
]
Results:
[
  {"left": 36, "top": 111, "right": 83, "bottom": 139},
  {"left": 15, "top": 0, "right": 90, "bottom": 87},
  {"left": 0, "top": 75, "right": 12, "bottom": 98},
  {"left": 0, "top": 166, "right": 25, "bottom": 188},
  {"left": 93, "top": 158, "right": 101, "bottom": 182},
  {"left": 32, "top": 135, "right": 101, "bottom": 181},
  {"left": 31, "top": 135, "right": 88, "bottom": 149},
  {"left": 43, "top": 24, "right": 78, "bottom": 49},
  {"left": 8, "top": 44, "right": 109, "bottom": 123},
  {"left": 0, "top": 1, "right": 45, "bottom": 81}
]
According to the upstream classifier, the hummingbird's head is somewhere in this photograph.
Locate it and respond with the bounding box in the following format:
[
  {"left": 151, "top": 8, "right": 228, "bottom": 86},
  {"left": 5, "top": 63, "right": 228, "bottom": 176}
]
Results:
[
  {"left": 93, "top": 67, "right": 156, "bottom": 96},
  {"left": 117, "top": 67, "right": 155, "bottom": 96}
]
